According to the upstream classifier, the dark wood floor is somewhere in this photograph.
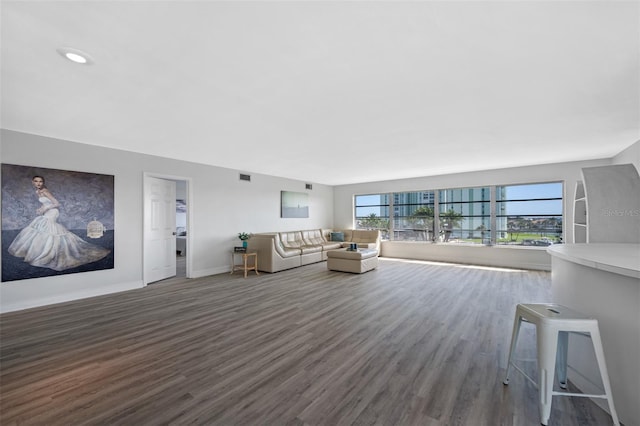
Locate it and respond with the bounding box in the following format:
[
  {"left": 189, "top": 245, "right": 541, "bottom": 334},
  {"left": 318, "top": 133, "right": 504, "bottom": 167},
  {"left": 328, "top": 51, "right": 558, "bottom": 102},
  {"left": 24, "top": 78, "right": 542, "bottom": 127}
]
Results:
[{"left": 0, "top": 258, "right": 616, "bottom": 425}]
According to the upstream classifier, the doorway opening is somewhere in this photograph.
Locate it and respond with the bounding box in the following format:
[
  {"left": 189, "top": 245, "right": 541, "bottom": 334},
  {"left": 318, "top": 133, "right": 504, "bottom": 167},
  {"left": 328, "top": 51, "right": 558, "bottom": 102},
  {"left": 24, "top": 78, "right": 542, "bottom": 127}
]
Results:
[
  {"left": 174, "top": 180, "right": 188, "bottom": 280},
  {"left": 143, "top": 173, "right": 192, "bottom": 285}
]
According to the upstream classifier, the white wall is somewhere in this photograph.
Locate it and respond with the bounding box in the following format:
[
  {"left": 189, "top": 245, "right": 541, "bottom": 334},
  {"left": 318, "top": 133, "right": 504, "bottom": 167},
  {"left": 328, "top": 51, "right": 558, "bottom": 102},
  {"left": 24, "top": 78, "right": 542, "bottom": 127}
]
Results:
[
  {"left": 0, "top": 130, "right": 334, "bottom": 312},
  {"left": 334, "top": 159, "right": 611, "bottom": 269},
  {"left": 613, "top": 139, "right": 640, "bottom": 172}
]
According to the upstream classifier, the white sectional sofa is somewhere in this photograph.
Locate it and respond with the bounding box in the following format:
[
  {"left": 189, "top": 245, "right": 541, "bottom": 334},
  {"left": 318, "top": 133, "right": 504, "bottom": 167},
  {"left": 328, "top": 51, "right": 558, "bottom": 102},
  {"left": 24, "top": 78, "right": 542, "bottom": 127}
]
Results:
[{"left": 246, "top": 229, "right": 380, "bottom": 273}]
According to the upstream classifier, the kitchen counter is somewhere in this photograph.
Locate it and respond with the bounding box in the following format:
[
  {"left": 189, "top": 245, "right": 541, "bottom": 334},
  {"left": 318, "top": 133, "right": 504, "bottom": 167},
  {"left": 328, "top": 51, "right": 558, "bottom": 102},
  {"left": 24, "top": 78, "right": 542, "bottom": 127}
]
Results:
[{"left": 547, "top": 243, "right": 639, "bottom": 426}]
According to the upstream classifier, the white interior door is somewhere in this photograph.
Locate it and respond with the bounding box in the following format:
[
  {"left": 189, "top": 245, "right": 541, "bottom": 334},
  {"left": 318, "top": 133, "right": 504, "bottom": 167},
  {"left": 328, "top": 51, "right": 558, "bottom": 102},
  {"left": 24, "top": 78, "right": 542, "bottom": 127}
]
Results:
[{"left": 144, "top": 176, "right": 176, "bottom": 284}]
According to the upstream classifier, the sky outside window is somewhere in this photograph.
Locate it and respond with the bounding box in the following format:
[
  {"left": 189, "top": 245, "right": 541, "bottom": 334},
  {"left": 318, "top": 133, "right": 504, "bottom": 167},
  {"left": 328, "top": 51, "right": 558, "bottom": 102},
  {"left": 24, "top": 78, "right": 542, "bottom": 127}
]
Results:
[
  {"left": 356, "top": 183, "right": 562, "bottom": 217},
  {"left": 498, "top": 183, "right": 563, "bottom": 216}
]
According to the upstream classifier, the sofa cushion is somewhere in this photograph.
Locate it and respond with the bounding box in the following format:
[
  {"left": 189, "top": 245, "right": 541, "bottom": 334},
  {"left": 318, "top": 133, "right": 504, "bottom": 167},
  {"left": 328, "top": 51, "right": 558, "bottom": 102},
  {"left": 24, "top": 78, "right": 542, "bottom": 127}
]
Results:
[
  {"left": 350, "top": 229, "right": 379, "bottom": 243},
  {"left": 301, "top": 229, "right": 325, "bottom": 246},
  {"left": 320, "top": 241, "right": 342, "bottom": 250},
  {"left": 321, "top": 229, "right": 334, "bottom": 241},
  {"left": 273, "top": 238, "right": 302, "bottom": 258},
  {"left": 279, "top": 231, "right": 304, "bottom": 248},
  {"left": 300, "top": 245, "right": 322, "bottom": 254},
  {"left": 330, "top": 232, "right": 344, "bottom": 242}
]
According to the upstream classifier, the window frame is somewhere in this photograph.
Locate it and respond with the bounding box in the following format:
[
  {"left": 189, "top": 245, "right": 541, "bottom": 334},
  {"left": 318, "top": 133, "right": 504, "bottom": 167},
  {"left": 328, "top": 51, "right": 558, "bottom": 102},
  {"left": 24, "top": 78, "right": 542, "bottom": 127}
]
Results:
[
  {"left": 354, "top": 193, "right": 391, "bottom": 239},
  {"left": 391, "top": 191, "right": 436, "bottom": 242},
  {"left": 353, "top": 181, "right": 563, "bottom": 246},
  {"left": 495, "top": 182, "right": 564, "bottom": 246},
  {"left": 438, "top": 187, "right": 492, "bottom": 244}
]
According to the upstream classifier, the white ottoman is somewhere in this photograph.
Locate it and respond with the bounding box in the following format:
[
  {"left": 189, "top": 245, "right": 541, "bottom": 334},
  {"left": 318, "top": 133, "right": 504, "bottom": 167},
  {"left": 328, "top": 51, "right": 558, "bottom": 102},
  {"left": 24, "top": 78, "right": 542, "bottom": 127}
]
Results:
[{"left": 326, "top": 248, "right": 379, "bottom": 273}]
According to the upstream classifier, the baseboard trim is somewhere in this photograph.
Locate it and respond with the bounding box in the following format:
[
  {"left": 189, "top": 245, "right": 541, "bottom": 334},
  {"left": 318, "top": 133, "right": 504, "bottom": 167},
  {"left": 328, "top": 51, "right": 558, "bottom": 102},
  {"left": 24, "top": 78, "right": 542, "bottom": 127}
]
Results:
[
  {"left": 0, "top": 280, "right": 144, "bottom": 314},
  {"left": 191, "top": 266, "right": 229, "bottom": 279}
]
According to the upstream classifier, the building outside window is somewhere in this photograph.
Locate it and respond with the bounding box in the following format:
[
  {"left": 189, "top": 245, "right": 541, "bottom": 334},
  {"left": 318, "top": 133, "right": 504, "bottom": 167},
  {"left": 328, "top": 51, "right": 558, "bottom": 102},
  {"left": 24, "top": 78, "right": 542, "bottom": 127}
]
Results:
[
  {"left": 439, "top": 187, "right": 491, "bottom": 244},
  {"left": 392, "top": 191, "right": 435, "bottom": 242}
]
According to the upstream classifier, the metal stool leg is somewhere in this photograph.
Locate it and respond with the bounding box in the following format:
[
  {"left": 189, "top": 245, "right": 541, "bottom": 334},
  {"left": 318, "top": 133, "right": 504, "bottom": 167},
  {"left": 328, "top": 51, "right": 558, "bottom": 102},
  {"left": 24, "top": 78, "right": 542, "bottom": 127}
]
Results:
[
  {"left": 537, "top": 325, "right": 558, "bottom": 426},
  {"left": 589, "top": 328, "right": 620, "bottom": 426},
  {"left": 503, "top": 313, "right": 523, "bottom": 385},
  {"left": 556, "top": 330, "right": 568, "bottom": 389}
]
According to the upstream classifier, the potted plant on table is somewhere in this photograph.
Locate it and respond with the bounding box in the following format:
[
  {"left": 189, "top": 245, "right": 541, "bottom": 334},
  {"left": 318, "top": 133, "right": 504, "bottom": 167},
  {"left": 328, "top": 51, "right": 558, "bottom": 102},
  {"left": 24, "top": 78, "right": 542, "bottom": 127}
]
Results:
[{"left": 238, "top": 232, "right": 251, "bottom": 248}]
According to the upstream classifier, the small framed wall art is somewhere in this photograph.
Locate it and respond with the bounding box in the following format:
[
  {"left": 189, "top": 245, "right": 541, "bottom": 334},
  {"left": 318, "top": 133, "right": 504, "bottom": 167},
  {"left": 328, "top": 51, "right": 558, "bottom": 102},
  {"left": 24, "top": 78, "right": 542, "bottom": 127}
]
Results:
[{"left": 281, "top": 191, "right": 309, "bottom": 218}]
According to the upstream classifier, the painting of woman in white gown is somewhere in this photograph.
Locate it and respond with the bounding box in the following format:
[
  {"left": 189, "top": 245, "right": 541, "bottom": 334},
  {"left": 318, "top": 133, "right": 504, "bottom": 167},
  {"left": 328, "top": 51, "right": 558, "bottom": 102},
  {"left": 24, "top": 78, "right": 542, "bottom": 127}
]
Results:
[{"left": 2, "top": 164, "right": 114, "bottom": 282}]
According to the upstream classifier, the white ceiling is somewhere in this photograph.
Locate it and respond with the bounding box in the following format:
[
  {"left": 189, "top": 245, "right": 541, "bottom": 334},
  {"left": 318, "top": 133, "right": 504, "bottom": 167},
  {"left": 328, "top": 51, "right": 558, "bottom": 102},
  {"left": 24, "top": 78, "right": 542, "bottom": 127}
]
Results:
[{"left": 1, "top": 1, "right": 639, "bottom": 185}]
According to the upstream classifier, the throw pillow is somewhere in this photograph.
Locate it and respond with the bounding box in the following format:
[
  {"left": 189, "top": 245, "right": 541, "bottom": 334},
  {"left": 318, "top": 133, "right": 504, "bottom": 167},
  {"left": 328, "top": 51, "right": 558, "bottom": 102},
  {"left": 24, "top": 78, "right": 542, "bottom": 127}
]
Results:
[{"left": 330, "top": 232, "right": 344, "bottom": 242}]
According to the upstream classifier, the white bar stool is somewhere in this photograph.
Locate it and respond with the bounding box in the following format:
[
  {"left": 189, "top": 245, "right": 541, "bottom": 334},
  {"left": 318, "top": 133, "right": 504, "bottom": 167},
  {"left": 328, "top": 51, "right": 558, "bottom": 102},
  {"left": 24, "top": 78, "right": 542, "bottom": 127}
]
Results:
[{"left": 503, "top": 303, "right": 619, "bottom": 426}]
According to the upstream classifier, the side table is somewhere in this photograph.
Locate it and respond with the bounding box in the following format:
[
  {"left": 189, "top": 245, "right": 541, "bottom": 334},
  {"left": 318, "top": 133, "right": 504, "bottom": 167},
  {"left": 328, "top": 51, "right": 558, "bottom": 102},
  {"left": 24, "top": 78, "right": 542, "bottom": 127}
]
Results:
[{"left": 230, "top": 251, "right": 259, "bottom": 278}]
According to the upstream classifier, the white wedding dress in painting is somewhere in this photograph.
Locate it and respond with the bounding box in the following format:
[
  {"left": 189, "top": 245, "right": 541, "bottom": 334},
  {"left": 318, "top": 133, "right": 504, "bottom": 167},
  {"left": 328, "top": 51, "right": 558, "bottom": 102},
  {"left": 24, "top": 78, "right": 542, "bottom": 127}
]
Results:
[{"left": 8, "top": 197, "right": 110, "bottom": 271}]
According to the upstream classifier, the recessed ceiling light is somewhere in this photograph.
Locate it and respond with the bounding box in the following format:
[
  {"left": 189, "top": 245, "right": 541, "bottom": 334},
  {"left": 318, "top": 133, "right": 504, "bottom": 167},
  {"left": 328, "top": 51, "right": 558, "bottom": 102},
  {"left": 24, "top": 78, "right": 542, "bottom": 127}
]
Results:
[
  {"left": 56, "top": 47, "right": 94, "bottom": 65},
  {"left": 65, "top": 52, "right": 87, "bottom": 63}
]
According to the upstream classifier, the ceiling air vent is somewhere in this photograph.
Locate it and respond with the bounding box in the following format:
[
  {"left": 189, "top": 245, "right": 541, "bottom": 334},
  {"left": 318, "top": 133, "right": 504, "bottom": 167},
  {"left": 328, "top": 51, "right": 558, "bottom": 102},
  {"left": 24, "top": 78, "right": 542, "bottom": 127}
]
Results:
[
  {"left": 239, "top": 173, "right": 251, "bottom": 182},
  {"left": 305, "top": 183, "right": 313, "bottom": 190}
]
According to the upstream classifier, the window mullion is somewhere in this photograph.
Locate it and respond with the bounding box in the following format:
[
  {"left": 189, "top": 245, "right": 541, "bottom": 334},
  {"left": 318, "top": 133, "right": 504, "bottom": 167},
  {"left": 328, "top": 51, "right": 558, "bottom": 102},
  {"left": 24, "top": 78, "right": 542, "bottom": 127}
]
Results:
[
  {"left": 490, "top": 186, "right": 496, "bottom": 246},
  {"left": 389, "top": 192, "right": 395, "bottom": 241},
  {"left": 434, "top": 190, "right": 440, "bottom": 243}
]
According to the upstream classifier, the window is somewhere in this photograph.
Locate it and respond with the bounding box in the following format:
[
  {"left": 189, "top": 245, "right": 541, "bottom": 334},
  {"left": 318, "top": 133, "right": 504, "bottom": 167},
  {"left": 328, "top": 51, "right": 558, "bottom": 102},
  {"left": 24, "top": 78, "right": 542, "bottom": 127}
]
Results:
[
  {"left": 496, "top": 182, "right": 563, "bottom": 246},
  {"left": 439, "top": 187, "right": 491, "bottom": 244},
  {"left": 353, "top": 181, "right": 563, "bottom": 246},
  {"left": 355, "top": 194, "right": 390, "bottom": 239},
  {"left": 392, "top": 191, "right": 435, "bottom": 241}
]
